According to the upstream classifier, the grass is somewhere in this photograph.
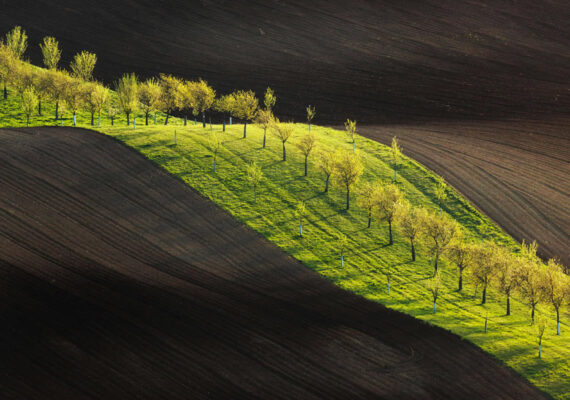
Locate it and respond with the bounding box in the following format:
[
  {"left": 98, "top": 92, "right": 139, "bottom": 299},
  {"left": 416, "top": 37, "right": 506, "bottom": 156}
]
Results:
[{"left": 1, "top": 90, "right": 568, "bottom": 399}]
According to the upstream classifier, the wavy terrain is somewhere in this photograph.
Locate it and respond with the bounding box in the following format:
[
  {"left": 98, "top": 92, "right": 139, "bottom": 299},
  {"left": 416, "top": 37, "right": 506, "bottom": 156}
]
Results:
[
  {"left": 2, "top": 0, "right": 568, "bottom": 264},
  {"left": 0, "top": 127, "right": 550, "bottom": 399}
]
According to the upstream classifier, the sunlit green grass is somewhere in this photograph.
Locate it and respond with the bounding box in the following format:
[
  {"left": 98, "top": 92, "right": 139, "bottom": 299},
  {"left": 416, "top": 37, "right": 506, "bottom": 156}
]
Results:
[{"left": 1, "top": 91, "right": 568, "bottom": 399}]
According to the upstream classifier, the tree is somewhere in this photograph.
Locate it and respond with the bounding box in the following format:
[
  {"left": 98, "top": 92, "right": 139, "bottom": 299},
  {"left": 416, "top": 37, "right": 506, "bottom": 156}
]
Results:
[
  {"left": 495, "top": 249, "right": 521, "bottom": 316},
  {"left": 188, "top": 79, "right": 216, "bottom": 128},
  {"left": 338, "top": 233, "right": 348, "bottom": 267},
  {"left": 0, "top": 43, "right": 16, "bottom": 99},
  {"left": 434, "top": 178, "right": 448, "bottom": 214},
  {"left": 447, "top": 237, "right": 476, "bottom": 291},
  {"left": 246, "top": 161, "right": 263, "bottom": 203},
  {"left": 5, "top": 26, "right": 27, "bottom": 60},
  {"left": 422, "top": 212, "right": 458, "bottom": 275},
  {"left": 9, "top": 60, "right": 34, "bottom": 98},
  {"left": 426, "top": 272, "right": 443, "bottom": 314},
  {"left": 470, "top": 242, "right": 498, "bottom": 305},
  {"left": 214, "top": 94, "right": 235, "bottom": 132},
  {"left": 396, "top": 201, "right": 427, "bottom": 261},
  {"left": 39, "top": 36, "right": 61, "bottom": 70},
  {"left": 543, "top": 259, "right": 569, "bottom": 335},
  {"left": 176, "top": 79, "right": 195, "bottom": 125},
  {"left": 255, "top": 109, "right": 273, "bottom": 148},
  {"left": 63, "top": 78, "right": 85, "bottom": 126},
  {"left": 391, "top": 136, "right": 402, "bottom": 183},
  {"left": 138, "top": 78, "right": 162, "bottom": 125},
  {"left": 297, "top": 132, "right": 317, "bottom": 176},
  {"left": 208, "top": 131, "right": 223, "bottom": 172},
  {"left": 32, "top": 68, "right": 50, "bottom": 116},
  {"left": 21, "top": 86, "right": 38, "bottom": 127},
  {"left": 519, "top": 240, "right": 544, "bottom": 324},
  {"left": 295, "top": 201, "right": 307, "bottom": 237},
  {"left": 264, "top": 87, "right": 276, "bottom": 111},
  {"left": 70, "top": 51, "right": 97, "bottom": 81},
  {"left": 44, "top": 68, "right": 69, "bottom": 120},
  {"left": 357, "top": 182, "right": 380, "bottom": 228},
  {"left": 232, "top": 90, "right": 258, "bottom": 138},
  {"left": 84, "top": 82, "right": 109, "bottom": 126},
  {"left": 375, "top": 183, "right": 404, "bottom": 245},
  {"left": 345, "top": 118, "right": 357, "bottom": 152},
  {"left": 116, "top": 73, "right": 139, "bottom": 126},
  {"left": 316, "top": 149, "right": 335, "bottom": 193},
  {"left": 107, "top": 100, "right": 119, "bottom": 126},
  {"left": 333, "top": 150, "right": 363, "bottom": 210},
  {"left": 159, "top": 74, "right": 183, "bottom": 125},
  {"left": 306, "top": 105, "right": 315, "bottom": 132},
  {"left": 536, "top": 315, "right": 547, "bottom": 359},
  {"left": 382, "top": 264, "right": 393, "bottom": 294},
  {"left": 271, "top": 119, "right": 294, "bottom": 161}
]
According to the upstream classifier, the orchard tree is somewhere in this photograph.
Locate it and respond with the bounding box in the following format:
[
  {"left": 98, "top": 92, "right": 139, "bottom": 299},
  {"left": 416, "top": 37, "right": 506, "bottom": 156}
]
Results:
[
  {"left": 246, "top": 161, "right": 263, "bottom": 203},
  {"left": 338, "top": 233, "right": 348, "bottom": 267},
  {"left": 297, "top": 132, "right": 317, "bottom": 176},
  {"left": 214, "top": 94, "right": 235, "bottom": 132},
  {"left": 21, "top": 86, "right": 38, "bottom": 127},
  {"left": 190, "top": 79, "right": 216, "bottom": 128},
  {"left": 396, "top": 200, "right": 427, "bottom": 261},
  {"left": 70, "top": 51, "right": 97, "bottom": 81},
  {"left": 519, "top": 240, "right": 544, "bottom": 324},
  {"left": 84, "top": 82, "right": 109, "bottom": 126},
  {"left": 306, "top": 105, "right": 315, "bottom": 132},
  {"left": 5, "top": 26, "right": 27, "bottom": 60},
  {"left": 422, "top": 212, "right": 458, "bottom": 275},
  {"left": 447, "top": 237, "right": 476, "bottom": 291},
  {"left": 543, "top": 259, "right": 569, "bottom": 335},
  {"left": 177, "top": 80, "right": 197, "bottom": 125},
  {"left": 159, "top": 74, "right": 183, "bottom": 125},
  {"left": 426, "top": 272, "right": 443, "bottom": 314},
  {"left": 271, "top": 119, "right": 294, "bottom": 161},
  {"left": 208, "top": 131, "right": 223, "bottom": 172},
  {"left": 116, "top": 73, "right": 139, "bottom": 126},
  {"left": 333, "top": 150, "right": 363, "bottom": 210},
  {"left": 107, "top": 100, "right": 119, "bottom": 126},
  {"left": 345, "top": 118, "right": 357, "bottom": 152},
  {"left": 0, "top": 43, "right": 16, "bottom": 99},
  {"left": 357, "top": 182, "right": 380, "bottom": 228},
  {"left": 375, "top": 183, "right": 403, "bottom": 245},
  {"left": 383, "top": 264, "right": 393, "bottom": 294},
  {"left": 139, "top": 78, "right": 162, "bottom": 125},
  {"left": 495, "top": 249, "right": 521, "bottom": 316},
  {"left": 470, "top": 242, "right": 498, "bottom": 305},
  {"left": 39, "top": 36, "right": 61, "bottom": 70},
  {"left": 434, "top": 178, "right": 448, "bottom": 214},
  {"left": 295, "top": 201, "right": 307, "bottom": 237},
  {"left": 255, "top": 109, "right": 273, "bottom": 148},
  {"left": 63, "top": 78, "right": 85, "bottom": 126},
  {"left": 232, "top": 90, "right": 258, "bottom": 138},
  {"left": 46, "top": 69, "right": 70, "bottom": 120},
  {"left": 536, "top": 315, "right": 547, "bottom": 359},
  {"left": 9, "top": 60, "right": 34, "bottom": 98},
  {"left": 264, "top": 87, "right": 276, "bottom": 111},
  {"left": 33, "top": 68, "right": 50, "bottom": 116},
  {"left": 316, "top": 148, "right": 335, "bottom": 193},
  {"left": 391, "top": 136, "right": 402, "bottom": 183}
]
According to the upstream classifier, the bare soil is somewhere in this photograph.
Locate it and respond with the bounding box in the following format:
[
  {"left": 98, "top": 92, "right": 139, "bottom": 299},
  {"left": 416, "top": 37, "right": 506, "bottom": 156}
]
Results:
[{"left": 0, "top": 127, "right": 548, "bottom": 399}]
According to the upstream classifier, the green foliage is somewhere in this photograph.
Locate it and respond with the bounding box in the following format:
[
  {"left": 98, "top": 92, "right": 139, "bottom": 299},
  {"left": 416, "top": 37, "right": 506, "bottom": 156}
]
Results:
[
  {"left": 306, "top": 105, "right": 316, "bottom": 123},
  {"left": 116, "top": 73, "right": 138, "bottom": 124},
  {"left": 264, "top": 87, "right": 276, "bottom": 111},
  {"left": 5, "top": 26, "right": 27, "bottom": 59},
  {"left": 21, "top": 86, "right": 38, "bottom": 124},
  {"left": 39, "top": 36, "right": 61, "bottom": 70},
  {"left": 70, "top": 51, "right": 97, "bottom": 81},
  {"left": 231, "top": 90, "right": 258, "bottom": 121}
]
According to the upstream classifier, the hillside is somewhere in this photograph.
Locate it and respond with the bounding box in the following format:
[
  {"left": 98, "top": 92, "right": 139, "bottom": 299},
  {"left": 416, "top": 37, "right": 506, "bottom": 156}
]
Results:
[{"left": 0, "top": 126, "right": 548, "bottom": 399}]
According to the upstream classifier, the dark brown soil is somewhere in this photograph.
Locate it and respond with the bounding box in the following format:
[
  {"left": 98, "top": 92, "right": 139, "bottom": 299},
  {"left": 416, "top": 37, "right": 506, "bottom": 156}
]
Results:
[{"left": 0, "top": 127, "right": 548, "bottom": 399}]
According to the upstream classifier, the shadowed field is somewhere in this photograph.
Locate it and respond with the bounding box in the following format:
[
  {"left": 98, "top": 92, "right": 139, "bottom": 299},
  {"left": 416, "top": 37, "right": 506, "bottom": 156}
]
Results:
[{"left": 0, "top": 127, "right": 549, "bottom": 399}]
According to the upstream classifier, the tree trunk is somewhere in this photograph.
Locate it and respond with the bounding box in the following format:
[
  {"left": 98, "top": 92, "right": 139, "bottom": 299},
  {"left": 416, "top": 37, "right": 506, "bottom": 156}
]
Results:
[
  {"left": 263, "top": 128, "right": 266, "bottom": 148},
  {"left": 165, "top": 113, "right": 169, "bottom": 125},
  {"left": 26, "top": 115, "right": 29, "bottom": 127},
  {"left": 434, "top": 252, "right": 439, "bottom": 275},
  {"left": 506, "top": 294, "right": 511, "bottom": 316},
  {"left": 346, "top": 186, "right": 350, "bottom": 210},
  {"left": 458, "top": 269, "right": 463, "bottom": 291},
  {"left": 145, "top": 112, "right": 149, "bottom": 125},
  {"left": 223, "top": 120, "right": 226, "bottom": 132},
  {"left": 91, "top": 112, "right": 94, "bottom": 126},
  {"left": 3, "top": 82, "right": 6, "bottom": 99},
  {"left": 282, "top": 141, "right": 286, "bottom": 161},
  {"left": 184, "top": 115, "right": 187, "bottom": 126},
  {"left": 38, "top": 99, "right": 42, "bottom": 116},
  {"left": 411, "top": 240, "right": 416, "bottom": 261},
  {"left": 243, "top": 122, "right": 247, "bottom": 138},
  {"left": 388, "top": 221, "right": 393, "bottom": 245},
  {"left": 154, "top": 112, "right": 157, "bottom": 124},
  {"left": 98, "top": 114, "right": 101, "bottom": 127},
  {"left": 111, "top": 116, "right": 114, "bottom": 126},
  {"left": 531, "top": 304, "right": 535, "bottom": 324},
  {"left": 482, "top": 285, "right": 487, "bottom": 304},
  {"left": 126, "top": 113, "right": 130, "bottom": 126},
  {"left": 304, "top": 156, "right": 308, "bottom": 176},
  {"left": 202, "top": 112, "right": 206, "bottom": 128},
  {"left": 73, "top": 112, "right": 77, "bottom": 126},
  {"left": 55, "top": 101, "right": 59, "bottom": 120},
  {"left": 367, "top": 212, "right": 371, "bottom": 228},
  {"left": 556, "top": 308, "right": 560, "bottom": 335},
  {"left": 325, "top": 176, "right": 329, "bottom": 193},
  {"left": 433, "top": 301, "right": 437, "bottom": 314},
  {"left": 308, "top": 123, "right": 311, "bottom": 132}
]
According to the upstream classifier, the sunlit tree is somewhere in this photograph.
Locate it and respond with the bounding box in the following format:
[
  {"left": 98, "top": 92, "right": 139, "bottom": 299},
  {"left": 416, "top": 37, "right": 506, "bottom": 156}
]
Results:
[
  {"left": 139, "top": 78, "right": 162, "bottom": 125},
  {"left": 21, "top": 86, "right": 38, "bottom": 127},
  {"left": 495, "top": 249, "right": 521, "bottom": 316},
  {"left": 396, "top": 200, "right": 427, "bottom": 261},
  {"left": 316, "top": 148, "right": 335, "bottom": 193},
  {"left": 306, "top": 105, "right": 315, "bottom": 132},
  {"left": 232, "top": 90, "right": 258, "bottom": 138},
  {"left": 543, "top": 259, "right": 569, "bottom": 335},
  {"left": 264, "top": 87, "right": 276, "bottom": 111},
  {"left": 214, "top": 94, "right": 235, "bottom": 132},
  {"left": 116, "top": 73, "right": 139, "bottom": 126},
  {"left": 434, "top": 178, "right": 448, "bottom": 214},
  {"left": 208, "top": 131, "right": 223, "bottom": 172},
  {"left": 39, "top": 36, "right": 61, "bottom": 70},
  {"left": 375, "top": 183, "right": 403, "bottom": 245},
  {"left": 246, "top": 161, "right": 263, "bottom": 203},
  {"left": 70, "top": 51, "right": 97, "bottom": 81},
  {"left": 159, "top": 74, "right": 183, "bottom": 125},
  {"left": 63, "top": 78, "right": 85, "bottom": 126},
  {"left": 84, "top": 82, "right": 109, "bottom": 126},
  {"left": 357, "top": 182, "right": 380, "bottom": 228},
  {"left": 391, "top": 136, "right": 402, "bottom": 183},
  {"left": 426, "top": 271, "right": 443, "bottom": 314},
  {"left": 470, "top": 242, "right": 498, "bottom": 305},
  {"left": 271, "top": 119, "right": 294, "bottom": 161},
  {"left": 297, "top": 132, "right": 317, "bottom": 176},
  {"left": 447, "top": 237, "right": 476, "bottom": 291},
  {"left": 5, "top": 26, "right": 27, "bottom": 60},
  {"left": 333, "top": 149, "right": 363, "bottom": 210},
  {"left": 255, "top": 109, "right": 273, "bottom": 148},
  {"left": 345, "top": 118, "right": 357, "bottom": 152},
  {"left": 422, "top": 212, "right": 458, "bottom": 275}
]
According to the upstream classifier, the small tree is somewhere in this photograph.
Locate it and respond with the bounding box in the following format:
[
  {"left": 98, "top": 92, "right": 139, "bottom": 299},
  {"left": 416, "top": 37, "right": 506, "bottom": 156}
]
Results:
[
  {"left": 495, "top": 249, "right": 521, "bottom": 316},
  {"left": 189, "top": 79, "right": 216, "bottom": 128},
  {"left": 295, "top": 201, "right": 307, "bottom": 237},
  {"left": 33, "top": 68, "right": 50, "bottom": 116},
  {"left": 254, "top": 109, "right": 273, "bottom": 148},
  {"left": 312, "top": 149, "right": 334, "bottom": 193},
  {"left": 357, "top": 182, "right": 380, "bottom": 228},
  {"left": 543, "top": 259, "right": 569, "bottom": 335},
  {"left": 39, "top": 36, "right": 61, "bottom": 70},
  {"left": 422, "top": 212, "right": 458, "bottom": 275},
  {"left": 297, "top": 133, "right": 317, "bottom": 176},
  {"left": 396, "top": 201, "right": 427, "bottom": 261},
  {"left": 233, "top": 90, "right": 258, "bottom": 138},
  {"left": 271, "top": 119, "right": 294, "bottom": 161},
  {"left": 333, "top": 150, "right": 364, "bottom": 210},
  {"left": 107, "top": 100, "right": 119, "bottom": 126},
  {"left": 21, "top": 86, "right": 38, "bottom": 127},
  {"left": 214, "top": 94, "right": 235, "bottom": 132},
  {"left": 159, "top": 74, "right": 183, "bottom": 125},
  {"left": 116, "top": 73, "right": 139, "bottom": 126},
  {"left": 536, "top": 315, "right": 547, "bottom": 359},
  {"left": 264, "top": 87, "right": 276, "bottom": 111},
  {"left": 338, "top": 233, "right": 348, "bottom": 267},
  {"left": 139, "top": 78, "right": 162, "bottom": 125},
  {"left": 306, "top": 105, "right": 315, "bottom": 132},
  {"left": 391, "top": 136, "right": 402, "bottom": 183},
  {"left": 44, "top": 68, "right": 69, "bottom": 120},
  {"left": 470, "top": 242, "right": 498, "bottom": 305},
  {"left": 208, "top": 131, "right": 222, "bottom": 172},
  {"left": 519, "top": 241, "right": 544, "bottom": 324},
  {"left": 63, "top": 78, "right": 85, "bottom": 126},
  {"left": 426, "top": 272, "right": 443, "bottom": 314},
  {"left": 246, "top": 161, "right": 263, "bottom": 203},
  {"left": 345, "top": 118, "right": 357, "bottom": 152},
  {"left": 70, "top": 51, "right": 97, "bottom": 81},
  {"left": 0, "top": 43, "right": 16, "bottom": 99},
  {"left": 447, "top": 237, "right": 476, "bottom": 291},
  {"left": 375, "top": 183, "right": 404, "bottom": 245},
  {"left": 434, "top": 178, "right": 448, "bottom": 214},
  {"left": 87, "top": 83, "right": 109, "bottom": 126},
  {"left": 5, "top": 26, "right": 27, "bottom": 60},
  {"left": 382, "top": 264, "right": 393, "bottom": 294}
]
